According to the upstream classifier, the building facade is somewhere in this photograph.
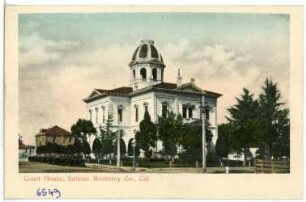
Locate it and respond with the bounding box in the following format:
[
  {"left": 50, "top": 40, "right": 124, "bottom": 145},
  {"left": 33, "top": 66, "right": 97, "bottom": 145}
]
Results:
[{"left": 83, "top": 40, "right": 221, "bottom": 155}]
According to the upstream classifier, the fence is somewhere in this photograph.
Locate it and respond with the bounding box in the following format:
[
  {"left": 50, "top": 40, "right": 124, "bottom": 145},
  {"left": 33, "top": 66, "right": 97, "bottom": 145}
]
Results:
[{"left": 254, "top": 159, "right": 290, "bottom": 173}]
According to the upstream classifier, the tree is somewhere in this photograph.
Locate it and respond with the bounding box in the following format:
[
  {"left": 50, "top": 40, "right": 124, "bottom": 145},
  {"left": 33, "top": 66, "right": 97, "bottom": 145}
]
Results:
[
  {"left": 215, "top": 123, "right": 232, "bottom": 159},
  {"left": 257, "top": 78, "right": 290, "bottom": 159},
  {"left": 100, "top": 113, "right": 116, "bottom": 163},
  {"left": 71, "top": 119, "right": 97, "bottom": 140},
  {"left": 227, "top": 88, "right": 259, "bottom": 166},
  {"left": 92, "top": 138, "right": 102, "bottom": 162},
  {"left": 113, "top": 138, "right": 127, "bottom": 157},
  {"left": 128, "top": 139, "right": 140, "bottom": 156},
  {"left": 135, "top": 111, "right": 157, "bottom": 158},
  {"left": 179, "top": 119, "right": 213, "bottom": 166},
  {"left": 157, "top": 111, "right": 184, "bottom": 166},
  {"left": 83, "top": 141, "right": 91, "bottom": 160}
]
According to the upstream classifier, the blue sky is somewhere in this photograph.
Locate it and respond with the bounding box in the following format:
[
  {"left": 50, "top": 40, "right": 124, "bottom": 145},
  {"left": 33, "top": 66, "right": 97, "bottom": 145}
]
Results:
[{"left": 19, "top": 13, "right": 289, "bottom": 144}]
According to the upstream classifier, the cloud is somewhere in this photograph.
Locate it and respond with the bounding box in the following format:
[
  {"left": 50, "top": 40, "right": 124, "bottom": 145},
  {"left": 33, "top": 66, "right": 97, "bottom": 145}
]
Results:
[{"left": 19, "top": 32, "right": 82, "bottom": 69}]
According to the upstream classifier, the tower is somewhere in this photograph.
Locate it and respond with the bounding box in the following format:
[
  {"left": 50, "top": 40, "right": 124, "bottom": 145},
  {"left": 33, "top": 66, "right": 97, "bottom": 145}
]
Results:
[{"left": 129, "top": 40, "right": 165, "bottom": 90}]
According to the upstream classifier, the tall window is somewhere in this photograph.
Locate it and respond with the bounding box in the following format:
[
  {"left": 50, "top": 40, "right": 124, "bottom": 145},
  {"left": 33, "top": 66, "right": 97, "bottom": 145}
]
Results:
[
  {"left": 118, "top": 108, "right": 123, "bottom": 122},
  {"left": 188, "top": 108, "right": 193, "bottom": 118},
  {"left": 144, "top": 106, "right": 148, "bottom": 112},
  {"left": 102, "top": 106, "right": 106, "bottom": 123},
  {"left": 182, "top": 106, "right": 187, "bottom": 118},
  {"left": 95, "top": 108, "right": 99, "bottom": 124},
  {"left": 140, "top": 68, "right": 147, "bottom": 79},
  {"left": 89, "top": 110, "right": 92, "bottom": 121},
  {"left": 135, "top": 107, "right": 139, "bottom": 122},
  {"left": 152, "top": 68, "right": 157, "bottom": 81},
  {"left": 182, "top": 105, "right": 194, "bottom": 119},
  {"left": 133, "top": 69, "right": 136, "bottom": 79},
  {"left": 205, "top": 109, "right": 210, "bottom": 120},
  {"left": 162, "top": 102, "right": 168, "bottom": 117}
]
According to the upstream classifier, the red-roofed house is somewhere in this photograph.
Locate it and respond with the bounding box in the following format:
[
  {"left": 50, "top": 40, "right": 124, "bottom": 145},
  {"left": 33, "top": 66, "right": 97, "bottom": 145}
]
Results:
[{"left": 35, "top": 125, "right": 75, "bottom": 147}]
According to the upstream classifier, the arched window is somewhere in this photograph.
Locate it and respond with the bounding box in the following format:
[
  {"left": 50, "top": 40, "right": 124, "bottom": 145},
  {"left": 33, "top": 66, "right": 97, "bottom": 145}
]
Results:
[
  {"left": 140, "top": 68, "right": 147, "bottom": 79},
  {"left": 152, "top": 68, "right": 157, "bottom": 81}
]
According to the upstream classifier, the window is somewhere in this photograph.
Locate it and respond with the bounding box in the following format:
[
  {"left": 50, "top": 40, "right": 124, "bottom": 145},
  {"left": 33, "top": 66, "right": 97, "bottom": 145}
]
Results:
[
  {"left": 118, "top": 108, "right": 123, "bottom": 122},
  {"left": 152, "top": 68, "right": 157, "bottom": 81},
  {"left": 205, "top": 109, "right": 210, "bottom": 120},
  {"left": 95, "top": 108, "right": 99, "bottom": 124},
  {"left": 188, "top": 108, "right": 193, "bottom": 118},
  {"left": 140, "top": 68, "right": 147, "bottom": 79},
  {"left": 144, "top": 105, "right": 148, "bottom": 112},
  {"left": 133, "top": 69, "right": 136, "bottom": 79},
  {"left": 182, "top": 106, "right": 187, "bottom": 118},
  {"left": 89, "top": 110, "right": 92, "bottom": 121},
  {"left": 102, "top": 106, "right": 106, "bottom": 123},
  {"left": 182, "top": 105, "right": 194, "bottom": 119},
  {"left": 135, "top": 107, "right": 139, "bottom": 122},
  {"left": 162, "top": 103, "right": 168, "bottom": 117}
]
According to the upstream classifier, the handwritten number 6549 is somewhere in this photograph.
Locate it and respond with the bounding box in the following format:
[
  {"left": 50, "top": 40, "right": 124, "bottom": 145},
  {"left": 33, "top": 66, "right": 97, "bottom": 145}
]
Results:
[{"left": 36, "top": 188, "right": 61, "bottom": 199}]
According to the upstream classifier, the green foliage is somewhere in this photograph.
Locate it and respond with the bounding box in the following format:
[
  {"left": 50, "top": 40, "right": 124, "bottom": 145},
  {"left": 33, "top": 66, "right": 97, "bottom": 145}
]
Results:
[
  {"left": 157, "top": 111, "right": 185, "bottom": 159},
  {"left": 71, "top": 119, "right": 97, "bottom": 138},
  {"left": 92, "top": 138, "right": 102, "bottom": 154},
  {"left": 113, "top": 139, "right": 127, "bottom": 156},
  {"left": 215, "top": 123, "right": 231, "bottom": 158},
  {"left": 225, "top": 78, "right": 290, "bottom": 161},
  {"left": 83, "top": 141, "right": 91, "bottom": 155},
  {"left": 100, "top": 113, "right": 116, "bottom": 158},
  {"left": 127, "top": 139, "right": 140, "bottom": 156},
  {"left": 257, "top": 79, "right": 290, "bottom": 159},
  {"left": 227, "top": 88, "right": 260, "bottom": 164},
  {"left": 179, "top": 123, "right": 202, "bottom": 162},
  {"left": 135, "top": 111, "right": 157, "bottom": 158}
]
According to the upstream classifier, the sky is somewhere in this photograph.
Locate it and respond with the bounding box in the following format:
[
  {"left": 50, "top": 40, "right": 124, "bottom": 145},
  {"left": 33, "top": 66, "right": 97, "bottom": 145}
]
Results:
[{"left": 19, "top": 13, "right": 289, "bottom": 145}]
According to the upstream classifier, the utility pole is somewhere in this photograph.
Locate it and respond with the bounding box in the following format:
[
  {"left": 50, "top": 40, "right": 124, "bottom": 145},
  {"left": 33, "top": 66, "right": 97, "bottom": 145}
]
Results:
[
  {"left": 201, "top": 95, "right": 207, "bottom": 173},
  {"left": 117, "top": 107, "right": 121, "bottom": 168}
]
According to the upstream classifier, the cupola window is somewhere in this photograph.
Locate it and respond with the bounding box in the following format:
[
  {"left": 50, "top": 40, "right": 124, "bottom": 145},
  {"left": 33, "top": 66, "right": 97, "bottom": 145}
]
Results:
[
  {"left": 140, "top": 68, "right": 147, "bottom": 79},
  {"left": 152, "top": 68, "right": 157, "bottom": 81}
]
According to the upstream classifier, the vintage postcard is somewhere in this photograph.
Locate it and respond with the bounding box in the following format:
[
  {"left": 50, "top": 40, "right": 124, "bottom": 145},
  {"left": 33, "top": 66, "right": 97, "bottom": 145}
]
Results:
[{"left": 4, "top": 5, "right": 303, "bottom": 199}]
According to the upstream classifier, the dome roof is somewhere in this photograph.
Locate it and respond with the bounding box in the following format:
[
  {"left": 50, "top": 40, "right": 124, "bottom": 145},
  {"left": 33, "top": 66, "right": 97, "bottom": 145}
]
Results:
[{"left": 129, "top": 40, "right": 165, "bottom": 67}]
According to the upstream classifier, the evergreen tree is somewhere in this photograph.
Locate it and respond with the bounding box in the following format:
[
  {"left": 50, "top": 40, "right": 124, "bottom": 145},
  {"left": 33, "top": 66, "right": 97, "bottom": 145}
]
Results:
[
  {"left": 258, "top": 78, "right": 290, "bottom": 159},
  {"left": 135, "top": 111, "right": 157, "bottom": 158},
  {"left": 227, "top": 88, "right": 259, "bottom": 165},
  {"left": 100, "top": 113, "right": 116, "bottom": 162}
]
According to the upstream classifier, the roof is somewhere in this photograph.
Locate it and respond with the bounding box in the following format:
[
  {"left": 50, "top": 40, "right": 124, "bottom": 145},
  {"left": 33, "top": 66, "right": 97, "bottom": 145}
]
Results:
[
  {"left": 129, "top": 40, "right": 165, "bottom": 67},
  {"left": 19, "top": 139, "right": 34, "bottom": 149},
  {"left": 38, "top": 125, "right": 72, "bottom": 136},
  {"left": 84, "top": 82, "right": 221, "bottom": 103},
  {"left": 95, "top": 87, "right": 133, "bottom": 96}
]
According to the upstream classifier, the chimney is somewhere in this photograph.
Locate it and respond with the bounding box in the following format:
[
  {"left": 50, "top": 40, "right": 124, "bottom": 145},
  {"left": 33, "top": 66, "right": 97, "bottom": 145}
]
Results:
[
  {"left": 177, "top": 68, "right": 183, "bottom": 87},
  {"left": 190, "top": 78, "right": 195, "bottom": 84}
]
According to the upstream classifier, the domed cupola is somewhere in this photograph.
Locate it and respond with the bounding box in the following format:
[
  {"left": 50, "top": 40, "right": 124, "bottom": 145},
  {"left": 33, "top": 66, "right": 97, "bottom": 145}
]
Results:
[
  {"left": 129, "top": 40, "right": 165, "bottom": 67},
  {"left": 129, "top": 40, "right": 166, "bottom": 91}
]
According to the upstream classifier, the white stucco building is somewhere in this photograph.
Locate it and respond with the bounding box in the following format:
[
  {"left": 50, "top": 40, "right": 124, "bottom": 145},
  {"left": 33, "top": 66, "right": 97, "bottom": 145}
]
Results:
[{"left": 83, "top": 40, "right": 221, "bottom": 156}]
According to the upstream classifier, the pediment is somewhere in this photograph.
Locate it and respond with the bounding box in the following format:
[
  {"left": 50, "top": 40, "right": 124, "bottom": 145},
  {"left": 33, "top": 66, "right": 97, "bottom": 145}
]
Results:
[
  {"left": 176, "top": 83, "right": 203, "bottom": 93},
  {"left": 87, "top": 90, "right": 101, "bottom": 98}
]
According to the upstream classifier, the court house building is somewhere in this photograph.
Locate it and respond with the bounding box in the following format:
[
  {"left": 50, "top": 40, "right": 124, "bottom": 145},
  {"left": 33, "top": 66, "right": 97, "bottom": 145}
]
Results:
[{"left": 83, "top": 40, "right": 221, "bottom": 155}]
